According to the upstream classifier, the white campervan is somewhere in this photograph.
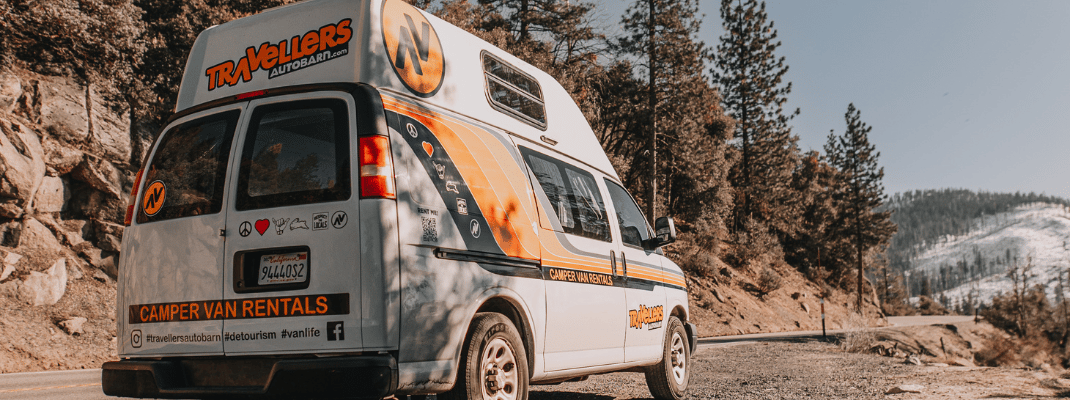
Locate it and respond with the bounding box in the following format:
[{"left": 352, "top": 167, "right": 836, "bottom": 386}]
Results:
[{"left": 103, "top": 0, "right": 694, "bottom": 399}]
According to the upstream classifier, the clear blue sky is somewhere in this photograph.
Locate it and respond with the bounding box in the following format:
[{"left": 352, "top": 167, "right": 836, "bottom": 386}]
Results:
[{"left": 597, "top": 0, "right": 1070, "bottom": 199}]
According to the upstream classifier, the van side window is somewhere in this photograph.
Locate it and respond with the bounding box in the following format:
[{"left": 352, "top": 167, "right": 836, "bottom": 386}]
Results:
[
  {"left": 236, "top": 99, "right": 351, "bottom": 210},
  {"left": 137, "top": 110, "right": 239, "bottom": 224},
  {"left": 482, "top": 52, "right": 547, "bottom": 129},
  {"left": 604, "top": 179, "right": 651, "bottom": 248},
  {"left": 520, "top": 148, "right": 609, "bottom": 242}
]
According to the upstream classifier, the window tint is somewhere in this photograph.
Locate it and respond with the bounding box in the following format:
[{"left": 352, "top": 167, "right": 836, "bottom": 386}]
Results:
[
  {"left": 520, "top": 148, "right": 609, "bottom": 242},
  {"left": 604, "top": 180, "right": 651, "bottom": 248},
  {"left": 483, "top": 55, "right": 542, "bottom": 98},
  {"left": 138, "top": 110, "right": 238, "bottom": 224},
  {"left": 236, "top": 99, "right": 351, "bottom": 210},
  {"left": 482, "top": 52, "right": 547, "bottom": 129}
]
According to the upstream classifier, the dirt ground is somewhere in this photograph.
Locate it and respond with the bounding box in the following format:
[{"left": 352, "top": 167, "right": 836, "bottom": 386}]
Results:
[
  {"left": 530, "top": 339, "right": 1070, "bottom": 400},
  {"left": 0, "top": 277, "right": 116, "bottom": 373},
  {"left": 685, "top": 258, "right": 888, "bottom": 338}
]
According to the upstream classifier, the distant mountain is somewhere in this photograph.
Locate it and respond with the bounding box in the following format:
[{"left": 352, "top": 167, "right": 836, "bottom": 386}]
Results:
[{"left": 883, "top": 189, "right": 1070, "bottom": 308}]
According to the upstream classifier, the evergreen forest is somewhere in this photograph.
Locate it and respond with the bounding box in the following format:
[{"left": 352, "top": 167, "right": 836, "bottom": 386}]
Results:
[{"left": 883, "top": 189, "right": 1070, "bottom": 304}]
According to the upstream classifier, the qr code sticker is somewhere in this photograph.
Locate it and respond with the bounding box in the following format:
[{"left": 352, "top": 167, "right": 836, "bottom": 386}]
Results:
[{"left": 421, "top": 217, "right": 438, "bottom": 243}]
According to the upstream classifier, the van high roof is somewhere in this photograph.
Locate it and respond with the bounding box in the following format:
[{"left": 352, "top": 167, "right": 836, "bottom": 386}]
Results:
[{"left": 176, "top": 0, "right": 617, "bottom": 178}]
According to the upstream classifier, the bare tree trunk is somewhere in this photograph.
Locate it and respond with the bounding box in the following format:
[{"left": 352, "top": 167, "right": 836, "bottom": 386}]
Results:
[
  {"left": 857, "top": 215, "right": 864, "bottom": 312},
  {"left": 645, "top": 0, "right": 657, "bottom": 225},
  {"left": 882, "top": 263, "right": 889, "bottom": 306},
  {"left": 518, "top": 0, "right": 530, "bottom": 42}
]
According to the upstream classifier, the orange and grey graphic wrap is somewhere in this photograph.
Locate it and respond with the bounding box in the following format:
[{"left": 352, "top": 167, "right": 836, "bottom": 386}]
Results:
[
  {"left": 383, "top": 96, "right": 538, "bottom": 260},
  {"left": 381, "top": 96, "right": 685, "bottom": 290},
  {"left": 381, "top": 0, "right": 444, "bottom": 97}
]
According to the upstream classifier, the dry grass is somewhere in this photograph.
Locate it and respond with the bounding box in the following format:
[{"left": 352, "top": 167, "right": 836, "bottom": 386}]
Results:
[{"left": 839, "top": 312, "right": 877, "bottom": 353}]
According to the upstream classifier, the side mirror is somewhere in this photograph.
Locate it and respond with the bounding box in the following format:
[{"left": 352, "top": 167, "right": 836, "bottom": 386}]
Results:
[{"left": 642, "top": 217, "right": 676, "bottom": 250}]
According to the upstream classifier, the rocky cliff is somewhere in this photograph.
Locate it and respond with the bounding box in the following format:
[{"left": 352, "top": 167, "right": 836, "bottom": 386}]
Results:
[{"left": 0, "top": 68, "right": 145, "bottom": 371}]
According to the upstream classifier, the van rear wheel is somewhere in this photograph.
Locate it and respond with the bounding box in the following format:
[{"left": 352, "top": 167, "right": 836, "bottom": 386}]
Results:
[
  {"left": 644, "top": 316, "right": 689, "bottom": 400},
  {"left": 442, "top": 312, "right": 529, "bottom": 400}
]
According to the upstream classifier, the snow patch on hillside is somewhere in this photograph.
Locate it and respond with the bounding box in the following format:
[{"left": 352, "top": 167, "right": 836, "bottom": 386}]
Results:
[{"left": 908, "top": 203, "right": 1070, "bottom": 307}]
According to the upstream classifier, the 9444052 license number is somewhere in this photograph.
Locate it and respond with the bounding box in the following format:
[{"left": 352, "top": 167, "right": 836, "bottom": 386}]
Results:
[{"left": 259, "top": 252, "right": 307, "bottom": 285}]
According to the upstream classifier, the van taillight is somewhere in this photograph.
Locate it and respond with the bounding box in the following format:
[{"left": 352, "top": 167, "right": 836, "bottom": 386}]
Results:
[
  {"left": 124, "top": 168, "right": 144, "bottom": 226},
  {"left": 359, "top": 136, "right": 396, "bottom": 199}
]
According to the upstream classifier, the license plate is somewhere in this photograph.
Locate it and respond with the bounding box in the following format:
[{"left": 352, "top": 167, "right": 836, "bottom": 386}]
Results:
[{"left": 258, "top": 252, "right": 308, "bottom": 285}]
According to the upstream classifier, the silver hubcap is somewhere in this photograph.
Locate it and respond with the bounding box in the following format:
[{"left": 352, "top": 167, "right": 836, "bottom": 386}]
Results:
[
  {"left": 481, "top": 337, "right": 518, "bottom": 400},
  {"left": 670, "top": 332, "right": 687, "bottom": 385}
]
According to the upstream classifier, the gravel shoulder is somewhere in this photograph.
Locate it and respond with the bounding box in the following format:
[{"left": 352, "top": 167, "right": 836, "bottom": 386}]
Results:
[{"left": 530, "top": 339, "right": 1070, "bottom": 400}]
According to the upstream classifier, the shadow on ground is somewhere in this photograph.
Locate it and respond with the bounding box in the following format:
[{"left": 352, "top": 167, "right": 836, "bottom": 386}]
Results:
[{"left": 529, "top": 391, "right": 622, "bottom": 400}]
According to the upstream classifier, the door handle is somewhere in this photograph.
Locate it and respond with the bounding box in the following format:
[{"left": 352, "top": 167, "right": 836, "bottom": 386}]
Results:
[
  {"left": 621, "top": 252, "right": 628, "bottom": 279},
  {"left": 610, "top": 250, "right": 617, "bottom": 276}
]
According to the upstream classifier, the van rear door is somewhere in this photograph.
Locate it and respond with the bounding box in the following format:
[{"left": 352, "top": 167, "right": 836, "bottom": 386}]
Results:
[
  {"left": 121, "top": 105, "right": 244, "bottom": 356},
  {"left": 220, "top": 92, "right": 363, "bottom": 354}
]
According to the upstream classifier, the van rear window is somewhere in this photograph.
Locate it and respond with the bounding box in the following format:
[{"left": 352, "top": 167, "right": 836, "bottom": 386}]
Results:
[
  {"left": 236, "top": 99, "right": 351, "bottom": 210},
  {"left": 137, "top": 110, "right": 239, "bottom": 224}
]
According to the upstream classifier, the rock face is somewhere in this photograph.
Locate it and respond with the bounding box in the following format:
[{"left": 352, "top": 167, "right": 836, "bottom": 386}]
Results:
[
  {"left": 88, "top": 87, "right": 131, "bottom": 162},
  {"left": 0, "top": 248, "right": 22, "bottom": 281},
  {"left": 36, "top": 76, "right": 89, "bottom": 144},
  {"left": 19, "top": 218, "right": 65, "bottom": 254},
  {"left": 0, "top": 67, "right": 134, "bottom": 304},
  {"left": 43, "top": 137, "right": 84, "bottom": 176},
  {"left": 0, "top": 117, "right": 46, "bottom": 208},
  {"left": 18, "top": 258, "right": 67, "bottom": 306},
  {"left": 34, "top": 176, "right": 68, "bottom": 213},
  {"left": 0, "top": 73, "right": 20, "bottom": 114},
  {"left": 71, "top": 158, "right": 123, "bottom": 198}
]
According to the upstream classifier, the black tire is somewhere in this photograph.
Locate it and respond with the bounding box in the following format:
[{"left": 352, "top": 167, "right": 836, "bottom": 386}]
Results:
[
  {"left": 440, "top": 312, "right": 529, "bottom": 400},
  {"left": 644, "top": 316, "right": 690, "bottom": 400}
]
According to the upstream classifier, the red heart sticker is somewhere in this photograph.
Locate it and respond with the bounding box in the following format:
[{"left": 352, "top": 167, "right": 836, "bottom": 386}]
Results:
[
  {"left": 255, "top": 219, "right": 269, "bottom": 235},
  {"left": 422, "top": 142, "right": 434, "bottom": 157}
]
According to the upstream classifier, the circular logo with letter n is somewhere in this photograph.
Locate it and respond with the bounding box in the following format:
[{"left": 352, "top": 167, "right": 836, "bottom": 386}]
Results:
[
  {"left": 142, "top": 181, "right": 167, "bottom": 216},
  {"left": 381, "top": 0, "right": 445, "bottom": 97}
]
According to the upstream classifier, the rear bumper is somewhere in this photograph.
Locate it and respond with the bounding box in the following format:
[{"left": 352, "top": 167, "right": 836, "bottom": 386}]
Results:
[{"left": 102, "top": 355, "right": 397, "bottom": 399}]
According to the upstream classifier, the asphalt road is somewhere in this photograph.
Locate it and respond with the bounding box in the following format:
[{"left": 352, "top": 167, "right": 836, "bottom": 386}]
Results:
[
  {"left": 0, "top": 369, "right": 107, "bottom": 400},
  {"left": 0, "top": 315, "right": 976, "bottom": 399}
]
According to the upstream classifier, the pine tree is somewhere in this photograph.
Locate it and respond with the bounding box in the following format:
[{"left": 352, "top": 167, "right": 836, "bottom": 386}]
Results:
[
  {"left": 0, "top": 0, "right": 146, "bottom": 100},
  {"left": 133, "top": 0, "right": 298, "bottom": 127},
  {"left": 713, "top": 0, "right": 800, "bottom": 240},
  {"left": 613, "top": 0, "right": 715, "bottom": 224},
  {"left": 782, "top": 151, "right": 846, "bottom": 278},
  {"left": 825, "top": 103, "right": 896, "bottom": 310},
  {"left": 609, "top": 0, "right": 733, "bottom": 235}
]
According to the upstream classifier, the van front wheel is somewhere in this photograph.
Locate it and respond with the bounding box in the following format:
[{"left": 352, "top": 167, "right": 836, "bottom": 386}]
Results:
[
  {"left": 443, "top": 312, "right": 529, "bottom": 400},
  {"left": 644, "top": 316, "right": 689, "bottom": 400}
]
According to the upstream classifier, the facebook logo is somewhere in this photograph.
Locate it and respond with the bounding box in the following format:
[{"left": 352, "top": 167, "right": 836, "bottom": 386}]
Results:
[{"left": 327, "top": 321, "right": 344, "bottom": 341}]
